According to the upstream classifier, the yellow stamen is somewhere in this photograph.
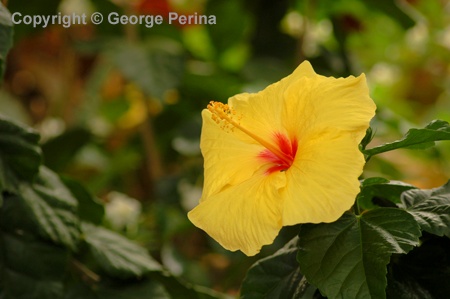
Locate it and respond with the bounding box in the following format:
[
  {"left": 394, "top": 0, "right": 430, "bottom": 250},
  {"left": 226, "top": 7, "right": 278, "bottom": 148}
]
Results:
[{"left": 207, "top": 101, "right": 291, "bottom": 165}]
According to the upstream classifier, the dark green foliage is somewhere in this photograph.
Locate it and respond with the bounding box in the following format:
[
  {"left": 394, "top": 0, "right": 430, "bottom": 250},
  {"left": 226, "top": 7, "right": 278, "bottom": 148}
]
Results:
[
  {"left": 0, "top": 232, "right": 69, "bottom": 299},
  {"left": 0, "top": 114, "right": 226, "bottom": 298},
  {"left": 0, "top": 3, "right": 12, "bottom": 80},
  {"left": 16, "top": 167, "right": 81, "bottom": 250},
  {"left": 357, "top": 178, "right": 416, "bottom": 209},
  {"left": 42, "top": 128, "right": 92, "bottom": 172},
  {"left": 387, "top": 234, "right": 450, "bottom": 299},
  {"left": 399, "top": 181, "right": 450, "bottom": 237},
  {"left": 82, "top": 222, "right": 161, "bottom": 279},
  {"left": 241, "top": 238, "right": 315, "bottom": 299},
  {"left": 61, "top": 177, "right": 104, "bottom": 225},
  {"left": 0, "top": 116, "right": 41, "bottom": 195},
  {"left": 297, "top": 209, "right": 421, "bottom": 299}
]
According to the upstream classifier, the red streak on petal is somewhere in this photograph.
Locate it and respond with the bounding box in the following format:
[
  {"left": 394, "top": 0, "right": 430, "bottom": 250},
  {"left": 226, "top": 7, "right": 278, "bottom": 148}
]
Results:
[{"left": 258, "top": 133, "right": 298, "bottom": 175}]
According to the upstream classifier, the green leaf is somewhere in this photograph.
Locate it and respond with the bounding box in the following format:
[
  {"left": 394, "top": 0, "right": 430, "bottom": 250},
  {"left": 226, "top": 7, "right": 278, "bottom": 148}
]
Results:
[
  {"left": 61, "top": 177, "right": 104, "bottom": 225},
  {"left": 0, "top": 3, "right": 13, "bottom": 81},
  {"left": 82, "top": 223, "right": 162, "bottom": 279},
  {"left": 241, "top": 237, "right": 316, "bottom": 299},
  {"left": 0, "top": 115, "right": 42, "bottom": 194},
  {"left": 0, "top": 232, "right": 69, "bottom": 299},
  {"left": 18, "top": 167, "right": 81, "bottom": 250},
  {"left": 357, "top": 178, "right": 416, "bottom": 210},
  {"left": 42, "top": 127, "right": 92, "bottom": 172},
  {"left": 399, "top": 181, "right": 450, "bottom": 237},
  {"left": 0, "top": 193, "right": 36, "bottom": 234},
  {"left": 107, "top": 39, "right": 184, "bottom": 101},
  {"left": 361, "top": 177, "right": 390, "bottom": 185},
  {"left": 364, "top": 120, "right": 450, "bottom": 158},
  {"left": 297, "top": 209, "right": 421, "bottom": 299}
]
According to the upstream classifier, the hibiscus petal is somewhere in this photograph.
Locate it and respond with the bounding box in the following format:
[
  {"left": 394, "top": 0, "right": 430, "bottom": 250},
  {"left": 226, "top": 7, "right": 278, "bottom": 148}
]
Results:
[
  {"left": 282, "top": 69, "right": 375, "bottom": 140},
  {"left": 276, "top": 64, "right": 375, "bottom": 224},
  {"left": 188, "top": 173, "right": 284, "bottom": 256},
  {"left": 228, "top": 61, "right": 317, "bottom": 143},
  {"left": 281, "top": 130, "right": 365, "bottom": 224},
  {"left": 200, "top": 109, "right": 265, "bottom": 201}
]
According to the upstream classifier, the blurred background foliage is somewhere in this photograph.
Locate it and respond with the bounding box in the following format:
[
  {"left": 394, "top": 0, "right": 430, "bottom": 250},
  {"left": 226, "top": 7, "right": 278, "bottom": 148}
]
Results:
[{"left": 1, "top": 0, "right": 449, "bottom": 295}]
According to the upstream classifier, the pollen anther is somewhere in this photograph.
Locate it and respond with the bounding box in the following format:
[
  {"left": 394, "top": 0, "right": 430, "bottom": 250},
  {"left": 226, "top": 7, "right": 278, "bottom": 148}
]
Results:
[
  {"left": 207, "top": 101, "right": 239, "bottom": 132},
  {"left": 207, "top": 101, "right": 294, "bottom": 167}
]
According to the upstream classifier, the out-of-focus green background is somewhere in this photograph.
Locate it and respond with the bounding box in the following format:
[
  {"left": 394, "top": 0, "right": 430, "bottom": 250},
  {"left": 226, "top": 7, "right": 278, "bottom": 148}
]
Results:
[{"left": 2, "top": 0, "right": 449, "bottom": 295}]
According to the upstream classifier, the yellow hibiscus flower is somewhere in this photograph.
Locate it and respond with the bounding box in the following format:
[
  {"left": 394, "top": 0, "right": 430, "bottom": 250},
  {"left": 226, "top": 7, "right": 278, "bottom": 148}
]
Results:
[{"left": 188, "top": 61, "right": 376, "bottom": 256}]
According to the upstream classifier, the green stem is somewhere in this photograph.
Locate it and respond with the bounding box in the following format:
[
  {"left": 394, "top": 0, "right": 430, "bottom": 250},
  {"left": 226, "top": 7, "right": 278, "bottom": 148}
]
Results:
[
  {"left": 352, "top": 199, "right": 361, "bottom": 215},
  {"left": 71, "top": 259, "right": 101, "bottom": 283}
]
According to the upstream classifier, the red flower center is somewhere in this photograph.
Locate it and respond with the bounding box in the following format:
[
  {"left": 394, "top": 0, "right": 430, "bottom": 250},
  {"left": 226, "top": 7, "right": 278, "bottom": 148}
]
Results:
[
  {"left": 206, "top": 102, "right": 298, "bottom": 174},
  {"left": 259, "top": 133, "right": 298, "bottom": 174}
]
